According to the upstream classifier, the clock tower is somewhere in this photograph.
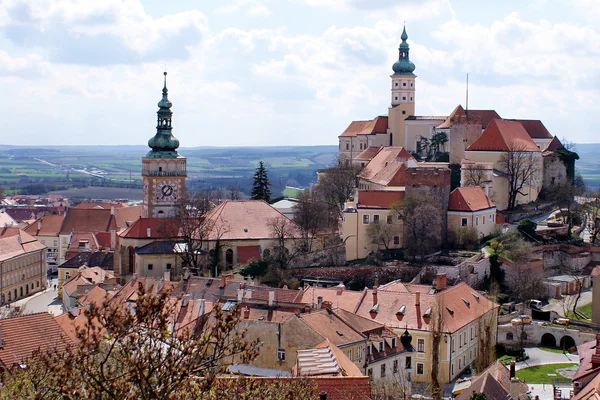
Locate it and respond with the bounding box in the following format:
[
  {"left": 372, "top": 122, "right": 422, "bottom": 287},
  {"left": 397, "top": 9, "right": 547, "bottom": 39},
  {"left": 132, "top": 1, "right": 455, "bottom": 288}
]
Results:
[{"left": 142, "top": 72, "right": 187, "bottom": 218}]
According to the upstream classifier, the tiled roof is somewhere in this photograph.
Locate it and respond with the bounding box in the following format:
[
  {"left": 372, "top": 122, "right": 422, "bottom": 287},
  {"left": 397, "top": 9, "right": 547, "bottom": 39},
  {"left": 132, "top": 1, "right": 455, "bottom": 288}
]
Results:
[
  {"left": 59, "top": 208, "right": 117, "bottom": 234},
  {"left": 0, "top": 313, "right": 72, "bottom": 368},
  {"left": 299, "top": 286, "right": 367, "bottom": 313},
  {"left": 573, "top": 370, "right": 600, "bottom": 400},
  {"left": 58, "top": 252, "right": 114, "bottom": 270},
  {"left": 299, "top": 309, "right": 365, "bottom": 347},
  {"left": 504, "top": 119, "right": 553, "bottom": 139},
  {"left": 68, "top": 232, "right": 100, "bottom": 250},
  {"left": 339, "top": 116, "right": 388, "bottom": 137},
  {"left": 574, "top": 338, "right": 600, "bottom": 381},
  {"left": 296, "top": 339, "right": 363, "bottom": 377},
  {"left": 354, "top": 146, "right": 383, "bottom": 161},
  {"left": 0, "top": 229, "right": 45, "bottom": 261},
  {"left": 24, "top": 214, "right": 65, "bottom": 236},
  {"left": 332, "top": 308, "right": 384, "bottom": 334},
  {"left": 114, "top": 205, "right": 143, "bottom": 230},
  {"left": 0, "top": 209, "right": 17, "bottom": 227},
  {"left": 405, "top": 116, "right": 447, "bottom": 121},
  {"left": 358, "top": 147, "right": 415, "bottom": 187},
  {"left": 436, "top": 105, "right": 500, "bottom": 129},
  {"left": 135, "top": 241, "right": 179, "bottom": 255},
  {"left": 466, "top": 119, "right": 540, "bottom": 152},
  {"left": 119, "top": 217, "right": 179, "bottom": 239},
  {"left": 455, "top": 371, "right": 509, "bottom": 400},
  {"left": 543, "top": 136, "right": 563, "bottom": 152},
  {"left": 357, "top": 191, "right": 404, "bottom": 209},
  {"left": 73, "top": 203, "right": 126, "bottom": 210},
  {"left": 203, "top": 200, "right": 302, "bottom": 240},
  {"left": 448, "top": 186, "right": 495, "bottom": 212}
]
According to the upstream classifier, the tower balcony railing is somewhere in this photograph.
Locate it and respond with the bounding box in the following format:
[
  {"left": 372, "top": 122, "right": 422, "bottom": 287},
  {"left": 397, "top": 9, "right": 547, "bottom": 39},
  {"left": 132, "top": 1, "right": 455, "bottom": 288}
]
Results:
[{"left": 142, "top": 170, "right": 187, "bottom": 177}]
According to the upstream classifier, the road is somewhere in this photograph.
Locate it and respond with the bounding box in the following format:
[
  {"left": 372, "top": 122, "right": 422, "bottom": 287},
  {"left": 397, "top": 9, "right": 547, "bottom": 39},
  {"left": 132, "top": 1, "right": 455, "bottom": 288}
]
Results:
[{"left": 542, "top": 288, "right": 593, "bottom": 317}]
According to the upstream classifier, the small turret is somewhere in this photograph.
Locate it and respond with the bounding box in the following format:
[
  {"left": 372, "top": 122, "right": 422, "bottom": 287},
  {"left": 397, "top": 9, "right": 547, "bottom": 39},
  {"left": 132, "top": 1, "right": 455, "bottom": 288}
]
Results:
[
  {"left": 392, "top": 26, "right": 416, "bottom": 76},
  {"left": 147, "top": 72, "right": 181, "bottom": 158},
  {"left": 400, "top": 327, "right": 413, "bottom": 348}
]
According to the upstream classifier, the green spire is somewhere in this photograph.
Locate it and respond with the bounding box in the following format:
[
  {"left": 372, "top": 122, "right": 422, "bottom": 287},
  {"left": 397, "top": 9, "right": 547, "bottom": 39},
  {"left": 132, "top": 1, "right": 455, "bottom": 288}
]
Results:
[
  {"left": 147, "top": 72, "right": 181, "bottom": 158},
  {"left": 392, "top": 25, "right": 416, "bottom": 76}
]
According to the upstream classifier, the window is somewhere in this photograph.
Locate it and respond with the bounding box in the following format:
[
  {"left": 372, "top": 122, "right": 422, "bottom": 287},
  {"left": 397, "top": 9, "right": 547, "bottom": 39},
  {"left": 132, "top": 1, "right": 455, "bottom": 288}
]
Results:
[
  {"left": 416, "top": 363, "right": 424, "bottom": 375},
  {"left": 406, "top": 356, "right": 412, "bottom": 369},
  {"left": 65, "top": 272, "right": 70, "bottom": 280},
  {"left": 346, "top": 143, "right": 349, "bottom": 150},
  {"left": 387, "top": 215, "right": 393, "bottom": 224},
  {"left": 402, "top": 96, "right": 406, "bottom": 101},
  {"left": 417, "top": 339, "right": 424, "bottom": 353},
  {"left": 475, "top": 217, "right": 479, "bottom": 226},
  {"left": 506, "top": 332, "right": 514, "bottom": 341},
  {"left": 410, "top": 96, "right": 413, "bottom": 101},
  {"left": 452, "top": 364, "right": 454, "bottom": 376},
  {"left": 395, "top": 82, "right": 399, "bottom": 87},
  {"left": 482, "top": 216, "right": 486, "bottom": 224},
  {"left": 395, "top": 96, "right": 398, "bottom": 101},
  {"left": 491, "top": 214, "right": 495, "bottom": 222},
  {"left": 471, "top": 327, "right": 473, "bottom": 340},
  {"left": 461, "top": 218, "right": 468, "bottom": 227},
  {"left": 393, "top": 236, "right": 400, "bottom": 245},
  {"left": 166, "top": 263, "right": 172, "bottom": 270},
  {"left": 381, "top": 364, "right": 386, "bottom": 377},
  {"left": 470, "top": 350, "right": 472, "bottom": 360},
  {"left": 357, "top": 346, "right": 362, "bottom": 360},
  {"left": 379, "top": 342, "right": 384, "bottom": 352},
  {"left": 368, "top": 368, "right": 373, "bottom": 377},
  {"left": 363, "top": 215, "right": 370, "bottom": 224},
  {"left": 391, "top": 338, "right": 396, "bottom": 348},
  {"left": 393, "top": 360, "right": 398, "bottom": 373},
  {"left": 277, "top": 349, "right": 286, "bottom": 361},
  {"left": 373, "top": 215, "right": 380, "bottom": 224},
  {"left": 347, "top": 349, "right": 352, "bottom": 360},
  {"left": 148, "top": 264, "right": 153, "bottom": 270},
  {"left": 402, "top": 110, "right": 406, "bottom": 115},
  {"left": 410, "top": 83, "right": 413, "bottom": 87},
  {"left": 403, "top": 82, "right": 407, "bottom": 87}
]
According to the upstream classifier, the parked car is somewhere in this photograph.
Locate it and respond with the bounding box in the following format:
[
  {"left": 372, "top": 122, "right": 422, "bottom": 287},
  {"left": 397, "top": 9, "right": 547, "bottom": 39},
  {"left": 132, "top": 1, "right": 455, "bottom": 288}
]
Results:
[
  {"left": 511, "top": 315, "right": 533, "bottom": 325},
  {"left": 528, "top": 299, "right": 543, "bottom": 310},
  {"left": 554, "top": 318, "right": 570, "bottom": 325}
]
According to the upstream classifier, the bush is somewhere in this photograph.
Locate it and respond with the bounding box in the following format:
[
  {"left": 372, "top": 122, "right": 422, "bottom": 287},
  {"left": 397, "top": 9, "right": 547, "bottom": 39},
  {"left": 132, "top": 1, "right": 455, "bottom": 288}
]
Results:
[
  {"left": 518, "top": 218, "right": 537, "bottom": 238},
  {"left": 239, "top": 260, "right": 269, "bottom": 278},
  {"left": 449, "top": 226, "right": 479, "bottom": 250}
]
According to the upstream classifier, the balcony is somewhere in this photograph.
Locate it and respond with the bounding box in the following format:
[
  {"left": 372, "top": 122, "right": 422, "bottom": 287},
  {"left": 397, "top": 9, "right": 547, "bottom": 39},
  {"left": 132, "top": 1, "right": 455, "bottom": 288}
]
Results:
[{"left": 142, "top": 170, "right": 187, "bottom": 177}]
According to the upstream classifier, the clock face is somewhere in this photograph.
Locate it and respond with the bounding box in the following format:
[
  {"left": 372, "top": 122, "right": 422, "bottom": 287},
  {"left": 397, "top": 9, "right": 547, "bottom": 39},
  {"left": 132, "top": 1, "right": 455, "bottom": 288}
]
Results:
[{"left": 155, "top": 180, "right": 179, "bottom": 202}]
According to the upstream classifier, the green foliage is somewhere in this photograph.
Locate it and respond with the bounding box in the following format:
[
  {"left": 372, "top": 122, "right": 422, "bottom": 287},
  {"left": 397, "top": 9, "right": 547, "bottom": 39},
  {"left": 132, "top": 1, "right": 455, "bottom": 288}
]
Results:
[
  {"left": 469, "top": 393, "right": 486, "bottom": 400},
  {"left": 240, "top": 259, "right": 269, "bottom": 278},
  {"left": 449, "top": 226, "right": 479, "bottom": 250},
  {"left": 251, "top": 161, "right": 272, "bottom": 202},
  {"left": 449, "top": 164, "right": 462, "bottom": 191}
]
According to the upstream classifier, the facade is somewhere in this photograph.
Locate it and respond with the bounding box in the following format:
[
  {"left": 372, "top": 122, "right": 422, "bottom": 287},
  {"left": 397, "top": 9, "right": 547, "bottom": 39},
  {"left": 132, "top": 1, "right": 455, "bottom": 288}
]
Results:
[
  {"left": 142, "top": 72, "right": 187, "bottom": 218},
  {"left": 447, "top": 186, "right": 497, "bottom": 239},
  {"left": 0, "top": 228, "right": 46, "bottom": 304},
  {"left": 24, "top": 214, "right": 64, "bottom": 273}
]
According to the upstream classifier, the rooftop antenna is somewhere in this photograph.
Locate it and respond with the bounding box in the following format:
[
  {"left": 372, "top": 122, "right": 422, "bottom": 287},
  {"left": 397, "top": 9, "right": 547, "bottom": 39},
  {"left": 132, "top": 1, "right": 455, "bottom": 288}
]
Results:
[{"left": 466, "top": 73, "right": 469, "bottom": 116}]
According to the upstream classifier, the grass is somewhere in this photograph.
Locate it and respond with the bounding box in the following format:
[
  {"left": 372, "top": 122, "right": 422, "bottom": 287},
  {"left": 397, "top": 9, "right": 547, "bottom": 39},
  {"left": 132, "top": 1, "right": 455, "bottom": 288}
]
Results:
[
  {"left": 538, "top": 346, "right": 567, "bottom": 354},
  {"left": 566, "top": 301, "right": 593, "bottom": 320},
  {"left": 516, "top": 363, "right": 577, "bottom": 384}
]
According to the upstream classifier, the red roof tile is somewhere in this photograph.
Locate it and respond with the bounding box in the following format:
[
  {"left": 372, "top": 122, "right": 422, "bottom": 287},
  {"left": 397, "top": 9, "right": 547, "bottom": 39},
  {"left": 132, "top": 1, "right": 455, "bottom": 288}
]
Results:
[
  {"left": 59, "top": 208, "right": 117, "bottom": 234},
  {"left": 436, "top": 105, "right": 500, "bottom": 129},
  {"left": 339, "top": 116, "right": 388, "bottom": 137},
  {"left": 357, "top": 191, "right": 404, "bottom": 209},
  {"left": 24, "top": 214, "right": 65, "bottom": 236},
  {"left": 73, "top": 203, "right": 126, "bottom": 210},
  {"left": 354, "top": 146, "right": 383, "bottom": 161},
  {"left": 119, "top": 217, "right": 179, "bottom": 239},
  {"left": 504, "top": 119, "right": 553, "bottom": 139},
  {"left": 300, "top": 309, "right": 365, "bottom": 347},
  {"left": 358, "top": 147, "right": 415, "bottom": 187},
  {"left": 467, "top": 119, "right": 540, "bottom": 152},
  {"left": 543, "top": 136, "right": 563, "bottom": 152},
  {"left": 448, "top": 186, "right": 495, "bottom": 212},
  {"left": 0, "top": 313, "right": 72, "bottom": 368}
]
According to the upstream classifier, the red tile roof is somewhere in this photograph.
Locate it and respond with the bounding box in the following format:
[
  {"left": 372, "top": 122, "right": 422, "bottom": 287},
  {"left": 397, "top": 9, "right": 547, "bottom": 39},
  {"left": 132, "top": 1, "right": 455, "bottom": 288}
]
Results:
[
  {"left": 358, "top": 147, "right": 415, "bottom": 187},
  {"left": 24, "top": 214, "right": 65, "bottom": 236},
  {"left": 114, "top": 205, "right": 143, "bottom": 230},
  {"left": 0, "top": 313, "right": 72, "bottom": 368},
  {"left": 59, "top": 208, "right": 117, "bottom": 234},
  {"left": 504, "top": 119, "right": 553, "bottom": 139},
  {"left": 73, "top": 203, "right": 126, "bottom": 210},
  {"left": 448, "top": 186, "right": 495, "bottom": 212},
  {"left": 299, "top": 309, "right": 365, "bottom": 347},
  {"left": 543, "top": 136, "right": 563, "bottom": 152},
  {"left": 119, "top": 217, "right": 179, "bottom": 239},
  {"left": 0, "top": 229, "right": 45, "bottom": 261},
  {"left": 339, "top": 116, "right": 388, "bottom": 137},
  {"left": 436, "top": 105, "right": 500, "bottom": 129},
  {"left": 466, "top": 119, "right": 540, "bottom": 152},
  {"left": 354, "top": 146, "right": 383, "bottom": 161},
  {"left": 357, "top": 191, "right": 404, "bottom": 209}
]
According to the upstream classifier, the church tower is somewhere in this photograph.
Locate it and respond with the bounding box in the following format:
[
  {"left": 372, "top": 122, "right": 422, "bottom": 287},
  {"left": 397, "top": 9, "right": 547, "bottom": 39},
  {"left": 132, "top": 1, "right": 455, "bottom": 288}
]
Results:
[
  {"left": 388, "top": 26, "right": 416, "bottom": 148},
  {"left": 142, "top": 72, "right": 187, "bottom": 218}
]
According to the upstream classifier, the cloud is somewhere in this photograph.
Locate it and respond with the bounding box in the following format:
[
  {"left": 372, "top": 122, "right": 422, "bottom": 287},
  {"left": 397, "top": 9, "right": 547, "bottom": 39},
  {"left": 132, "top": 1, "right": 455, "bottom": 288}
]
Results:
[
  {"left": 216, "top": 0, "right": 272, "bottom": 17},
  {"left": 0, "top": 0, "right": 208, "bottom": 65},
  {"left": 295, "top": 0, "right": 454, "bottom": 19}
]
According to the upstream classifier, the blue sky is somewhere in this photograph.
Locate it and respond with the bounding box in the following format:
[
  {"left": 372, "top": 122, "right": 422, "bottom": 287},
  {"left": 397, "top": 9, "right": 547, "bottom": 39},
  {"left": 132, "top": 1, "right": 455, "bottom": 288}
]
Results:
[{"left": 0, "top": 0, "right": 598, "bottom": 147}]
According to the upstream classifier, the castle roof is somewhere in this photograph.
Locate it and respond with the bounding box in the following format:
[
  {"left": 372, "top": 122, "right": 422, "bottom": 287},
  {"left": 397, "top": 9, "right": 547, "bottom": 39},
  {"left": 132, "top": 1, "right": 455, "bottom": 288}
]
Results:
[
  {"left": 448, "top": 187, "right": 495, "bottom": 212},
  {"left": 339, "top": 116, "right": 388, "bottom": 137},
  {"left": 466, "top": 119, "right": 540, "bottom": 152}
]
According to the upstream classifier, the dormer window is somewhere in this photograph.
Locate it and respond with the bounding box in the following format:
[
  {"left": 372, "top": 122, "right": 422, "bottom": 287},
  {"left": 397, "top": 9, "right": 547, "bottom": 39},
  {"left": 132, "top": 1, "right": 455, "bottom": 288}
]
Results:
[
  {"left": 371, "top": 304, "right": 379, "bottom": 313},
  {"left": 391, "top": 338, "right": 396, "bottom": 348},
  {"left": 423, "top": 307, "right": 432, "bottom": 318},
  {"left": 396, "top": 305, "right": 406, "bottom": 315},
  {"left": 379, "top": 342, "right": 384, "bottom": 352}
]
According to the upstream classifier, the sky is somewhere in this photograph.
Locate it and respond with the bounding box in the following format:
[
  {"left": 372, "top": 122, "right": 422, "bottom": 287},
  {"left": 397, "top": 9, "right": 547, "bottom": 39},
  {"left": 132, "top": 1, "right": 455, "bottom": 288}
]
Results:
[{"left": 0, "top": 0, "right": 599, "bottom": 147}]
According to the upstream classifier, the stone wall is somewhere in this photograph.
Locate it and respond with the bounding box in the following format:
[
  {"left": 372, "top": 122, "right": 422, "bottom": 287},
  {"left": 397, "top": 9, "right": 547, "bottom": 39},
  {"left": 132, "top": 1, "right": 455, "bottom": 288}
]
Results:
[
  {"left": 498, "top": 321, "right": 595, "bottom": 350},
  {"left": 288, "top": 245, "right": 346, "bottom": 268},
  {"left": 411, "top": 253, "right": 490, "bottom": 288},
  {"left": 449, "top": 115, "right": 482, "bottom": 164}
]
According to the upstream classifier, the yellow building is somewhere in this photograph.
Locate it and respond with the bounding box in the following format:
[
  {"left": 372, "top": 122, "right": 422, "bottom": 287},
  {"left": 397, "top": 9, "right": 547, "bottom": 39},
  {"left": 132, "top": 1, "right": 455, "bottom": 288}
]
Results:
[
  {"left": 447, "top": 186, "right": 497, "bottom": 240},
  {"left": 0, "top": 228, "right": 46, "bottom": 304}
]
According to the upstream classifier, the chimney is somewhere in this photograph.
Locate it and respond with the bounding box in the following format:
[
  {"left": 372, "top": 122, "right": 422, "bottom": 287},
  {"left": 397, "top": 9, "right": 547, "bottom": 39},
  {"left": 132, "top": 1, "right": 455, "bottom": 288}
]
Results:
[
  {"left": 237, "top": 288, "right": 244, "bottom": 302},
  {"left": 509, "top": 377, "right": 523, "bottom": 399},
  {"left": 510, "top": 361, "right": 516, "bottom": 378},
  {"left": 372, "top": 287, "right": 378, "bottom": 306},
  {"left": 374, "top": 277, "right": 379, "bottom": 288},
  {"left": 415, "top": 291, "right": 421, "bottom": 307},
  {"left": 163, "top": 270, "right": 170, "bottom": 282},
  {"left": 110, "top": 229, "right": 116, "bottom": 249},
  {"left": 111, "top": 205, "right": 115, "bottom": 215},
  {"left": 317, "top": 296, "right": 323, "bottom": 309},
  {"left": 435, "top": 274, "right": 447, "bottom": 291},
  {"left": 147, "top": 227, "right": 152, "bottom": 238},
  {"left": 37, "top": 220, "right": 42, "bottom": 231},
  {"left": 319, "top": 392, "right": 327, "bottom": 400},
  {"left": 268, "top": 291, "right": 275, "bottom": 306},
  {"left": 198, "top": 299, "right": 205, "bottom": 317},
  {"left": 484, "top": 185, "right": 489, "bottom": 197},
  {"left": 219, "top": 275, "right": 226, "bottom": 288},
  {"left": 243, "top": 307, "right": 250, "bottom": 319}
]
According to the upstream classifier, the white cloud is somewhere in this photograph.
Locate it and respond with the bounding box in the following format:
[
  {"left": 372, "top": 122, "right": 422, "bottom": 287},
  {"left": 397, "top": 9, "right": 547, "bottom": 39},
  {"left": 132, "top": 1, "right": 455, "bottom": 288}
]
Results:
[{"left": 216, "top": 0, "right": 272, "bottom": 17}]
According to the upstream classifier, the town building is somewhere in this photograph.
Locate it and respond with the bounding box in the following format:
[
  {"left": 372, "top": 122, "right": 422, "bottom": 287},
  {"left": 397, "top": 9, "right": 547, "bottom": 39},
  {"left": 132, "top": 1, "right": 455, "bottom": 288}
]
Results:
[{"left": 447, "top": 186, "right": 497, "bottom": 240}]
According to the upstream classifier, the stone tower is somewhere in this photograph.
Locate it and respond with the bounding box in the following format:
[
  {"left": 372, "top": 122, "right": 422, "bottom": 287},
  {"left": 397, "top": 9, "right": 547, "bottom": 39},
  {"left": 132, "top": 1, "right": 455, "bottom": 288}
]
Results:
[
  {"left": 142, "top": 72, "right": 187, "bottom": 218},
  {"left": 388, "top": 26, "right": 416, "bottom": 148}
]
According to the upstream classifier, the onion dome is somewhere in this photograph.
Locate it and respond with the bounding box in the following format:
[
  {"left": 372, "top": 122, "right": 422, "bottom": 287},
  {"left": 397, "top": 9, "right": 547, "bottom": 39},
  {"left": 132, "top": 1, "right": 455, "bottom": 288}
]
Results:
[
  {"left": 400, "top": 328, "right": 413, "bottom": 348},
  {"left": 147, "top": 72, "right": 181, "bottom": 158},
  {"left": 392, "top": 26, "right": 416, "bottom": 76}
]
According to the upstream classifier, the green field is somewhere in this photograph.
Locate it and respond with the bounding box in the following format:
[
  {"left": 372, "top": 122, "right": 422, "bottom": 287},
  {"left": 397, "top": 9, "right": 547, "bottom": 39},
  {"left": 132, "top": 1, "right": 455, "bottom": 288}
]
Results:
[{"left": 516, "top": 363, "right": 577, "bottom": 384}]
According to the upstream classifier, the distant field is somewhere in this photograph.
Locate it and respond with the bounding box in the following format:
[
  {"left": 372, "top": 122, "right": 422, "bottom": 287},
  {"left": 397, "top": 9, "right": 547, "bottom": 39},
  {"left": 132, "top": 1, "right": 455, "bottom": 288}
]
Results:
[{"left": 51, "top": 187, "right": 143, "bottom": 200}]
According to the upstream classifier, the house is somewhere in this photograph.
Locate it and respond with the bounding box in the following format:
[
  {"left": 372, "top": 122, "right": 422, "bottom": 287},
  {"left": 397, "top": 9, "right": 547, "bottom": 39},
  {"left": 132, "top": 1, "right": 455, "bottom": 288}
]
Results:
[
  {"left": 57, "top": 251, "right": 114, "bottom": 284},
  {"left": 572, "top": 334, "right": 600, "bottom": 398},
  {"left": 61, "top": 266, "right": 116, "bottom": 310},
  {"left": 0, "top": 227, "right": 46, "bottom": 304},
  {"left": 454, "top": 360, "right": 528, "bottom": 400},
  {"left": 294, "top": 339, "right": 364, "bottom": 378},
  {"left": 24, "top": 214, "right": 65, "bottom": 273},
  {"left": 341, "top": 190, "right": 404, "bottom": 261},
  {"left": 447, "top": 186, "right": 497, "bottom": 239},
  {"left": 356, "top": 147, "right": 416, "bottom": 190}
]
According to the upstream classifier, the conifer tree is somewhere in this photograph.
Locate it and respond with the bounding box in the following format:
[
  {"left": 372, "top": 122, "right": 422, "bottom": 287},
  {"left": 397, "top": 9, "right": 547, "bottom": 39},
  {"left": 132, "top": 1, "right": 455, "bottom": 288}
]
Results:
[{"left": 251, "top": 161, "right": 272, "bottom": 202}]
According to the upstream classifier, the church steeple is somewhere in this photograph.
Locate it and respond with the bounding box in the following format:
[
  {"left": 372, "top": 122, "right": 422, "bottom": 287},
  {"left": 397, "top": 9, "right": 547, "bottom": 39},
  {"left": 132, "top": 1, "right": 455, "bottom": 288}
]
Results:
[
  {"left": 147, "top": 72, "right": 180, "bottom": 158},
  {"left": 392, "top": 26, "right": 416, "bottom": 76}
]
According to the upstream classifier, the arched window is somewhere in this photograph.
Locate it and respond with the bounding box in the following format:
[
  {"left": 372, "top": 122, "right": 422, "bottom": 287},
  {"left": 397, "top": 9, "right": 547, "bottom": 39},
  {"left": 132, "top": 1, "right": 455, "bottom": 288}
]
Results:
[
  {"left": 225, "top": 249, "right": 234, "bottom": 269},
  {"left": 128, "top": 246, "right": 135, "bottom": 274},
  {"left": 506, "top": 332, "right": 514, "bottom": 341},
  {"left": 7, "top": 291, "right": 10, "bottom": 301},
  {"left": 14, "top": 289, "right": 17, "bottom": 300}
]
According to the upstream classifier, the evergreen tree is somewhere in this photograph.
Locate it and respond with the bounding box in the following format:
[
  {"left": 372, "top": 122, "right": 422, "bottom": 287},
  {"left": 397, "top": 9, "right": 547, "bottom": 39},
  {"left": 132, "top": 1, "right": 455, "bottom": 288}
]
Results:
[{"left": 251, "top": 161, "right": 272, "bottom": 202}]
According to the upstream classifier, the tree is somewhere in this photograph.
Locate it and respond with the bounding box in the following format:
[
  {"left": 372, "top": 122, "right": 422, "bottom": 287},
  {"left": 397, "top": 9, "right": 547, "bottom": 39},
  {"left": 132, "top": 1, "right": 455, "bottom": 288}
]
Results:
[
  {"left": 504, "top": 265, "right": 546, "bottom": 303},
  {"left": 430, "top": 297, "right": 445, "bottom": 400},
  {"left": 463, "top": 164, "right": 488, "bottom": 187},
  {"left": 292, "top": 190, "right": 330, "bottom": 252},
  {"left": 475, "top": 310, "right": 497, "bottom": 374},
  {"left": 547, "top": 175, "right": 585, "bottom": 236},
  {"left": 449, "top": 226, "right": 479, "bottom": 250},
  {"left": 314, "top": 156, "right": 360, "bottom": 217},
  {"left": 367, "top": 213, "right": 402, "bottom": 253},
  {"left": 251, "top": 161, "right": 272, "bottom": 202},
  {"left": 397, "top": 193, "right": 442, "bottom": 262},
  {"left": 499, "top": 142, "right": 540, "bottom": 210},
  {"left": 0, "top": 284, "right": 259, "bottom": 399},
  {"left": 584, "top": 192, "right": 600, "bottom": 244},
  {"left": 267, "top": 216, "right": 301, "bottom": 269}
]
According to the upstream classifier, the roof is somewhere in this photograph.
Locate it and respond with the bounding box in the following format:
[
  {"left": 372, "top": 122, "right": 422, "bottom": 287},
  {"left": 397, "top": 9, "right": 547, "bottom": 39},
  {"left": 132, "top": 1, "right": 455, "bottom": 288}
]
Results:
[
  {"left": 24, "top": 214, "right": 65, "bottom": 236},
  {"left": 543, "top": 136, "right": 563, "bottom": 152},
  {"left": 448, "top": 186, "right": 495, "bottom": 212},
  {"left": 455, "top": 360, "right": 528, "bottom": 399},
  {"left": 73, "top": 203, "right": 126, "bottom": 210},
  {"left": 339, "top": 116, "right": 388, "bottom": 137},
  {"left": 114, "top": 205, "right": 143, "bottom": 230},
  {"left": 466, "top": 119, "right": 541, "bottom": 152},
  {"left": 299, "top": 309, "right": 365, "bottom": 347},
  {"left": 436, "top": 105, "right": 500, "bottom": 129},
  {"left": 504, "top": 119, "right": 553, "bottom": 139},
  {"left": 0, "top": 313, "right": 72, "bottom": 368},
  {"left": 296, "top": 339, "right": 363, "bottom": 377},
  {"left": 574, "top": 338, "right": 600, "bottom": 382},
  {"left": 0, "top": 229, "right": 45, "bottom": 261},
  {"left": 135, "top": 241, "right": 179, "bottom": 255},
  {"left": 574, "top": 370, "right": 600, "bottom": 400},
  {"left": 63, "top": 266, "right": 115, "bottom": 298},
  {"left": 358, "top": 147, "right": 415, "bottom": 187},
  {"left": 332, "top": 308, "right": 384, "bottom": 334},
  {"left": 356, "top": 191, "right": 404, "bottom": 209},
  {"left": 59, "top": 208, "right": 117, "bottom": 234},
  {"left": 299, "top": 286, "right": 367, "bottom": 313},
  {"left": 203, "top": 200, "right": 302, "bottom": 240},
  {"left": 58, "top": 252, "right": 114, "bottom": 270},
  {"left": 0, "top": 209, "right": 17, "bottom": 227},
  {"left": 354, "top": 146, "right": 383, "bottom": 161},
  {"left": 405, "top": 116, "right": 447, "bottom": 121},
  {"left": 68, "top": 232, "right": 100, "bottom": 250},
  {"left": 119, "top": 217, "right": 179, "bottom": 239}
]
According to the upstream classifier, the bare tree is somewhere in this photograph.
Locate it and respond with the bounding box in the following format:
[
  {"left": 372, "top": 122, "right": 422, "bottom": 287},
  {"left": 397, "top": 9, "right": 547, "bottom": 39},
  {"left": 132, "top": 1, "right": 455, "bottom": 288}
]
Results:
[
  {"left": 584, "top": 192, "right": 600, "bottom": 244},
  {"left": 314, "top": 156, "right": 360, "bottom": 217},
  {"left": 554, "top": 252, "right": 586, "bottom": 318},
  {"left": 475, "top": 310, "right": 497, "bottom": 373},
  {"left": 504, "top": 265, "right": 546, "bottom": 303},
  {"left": 228, "top": 186, "right": 241, "bottom": 200},
  {"left": 367, "top": 210, "right": 402, "bottom": 253},
  {"left": 463, "top": 164, "right": 488, "bottom": 187},
  {"left": 292, "top": 190, "right": 330, "bottom": 252},
  {"left": 267, "top": 216, "right": 301, "bottom": 269},
  {"left": 499, "top": 142, "right": 540, "bottom": 210},
  {"left": 397, "top": 193, "right": 442, "bottom": 262},
  {"left": 547, "top": 175, "right": 585, "bottom": 235},
  {"left": 430, "top": 296, "right": 445, "bottom": 400}
]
